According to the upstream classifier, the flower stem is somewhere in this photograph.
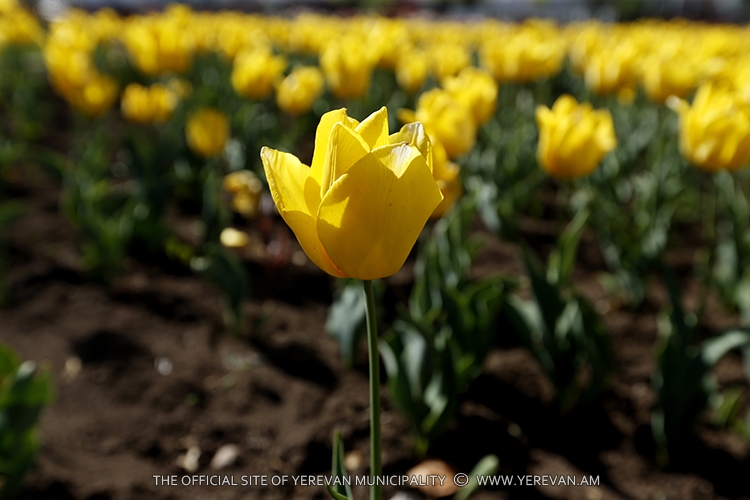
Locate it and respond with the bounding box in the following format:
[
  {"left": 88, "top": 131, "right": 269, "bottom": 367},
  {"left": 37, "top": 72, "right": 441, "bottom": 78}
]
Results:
[{"left": 363, "top": 280, "right": 382, "bottom": 500}]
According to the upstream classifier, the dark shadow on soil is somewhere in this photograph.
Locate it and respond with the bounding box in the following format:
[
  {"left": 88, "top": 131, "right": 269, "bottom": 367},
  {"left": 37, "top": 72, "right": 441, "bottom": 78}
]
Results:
[{"left": 251, "top": 338, "right": 337, "bottom": 390}]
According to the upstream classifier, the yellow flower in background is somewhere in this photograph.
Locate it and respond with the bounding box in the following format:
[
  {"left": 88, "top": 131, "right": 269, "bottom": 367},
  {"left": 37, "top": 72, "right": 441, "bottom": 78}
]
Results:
[
  {"left": 186, "top": 108, "right": 229, "bottom": 158},
  {"left": 320, "top": 35, "right": 376, "bottom": 100},
  {"left": 583, "top": 39, "right": 639, "bottom": 103},
  {"left": 223, "top": 170, "right": 264, "bottom": 218},
  {"left": 427, "top": 139, "right": 461, "bottom": 219},
  {"left": 669, "top": 83, "right": 750, "bottom": 172},
  {"left": 121, "top": 10, "right": 194, "bottom": 76},
  {"left": 261, "top": 107, "right": 442, "bottom": 280},
  {"left": 481, "top": 22, "right": 566, "bottom": 83},
  {"left": 641, "top": 50, "right": 702, "bottom": 104},
  {"left": 395, "top": 48, "right": 429, "bottom": 94},
  {"left": 536, "top": 95, "right": 617, "bottom": 179},
  {"left": 121, "top": 83, "right": 178, "bottom": 124},
  {"left": 220, "top": 227, "right": 251, "bottom": 249},
  {"left": 0, "top": 5, "right": 44, "bottom": 46},
  {"left": 400, "top": 88, "right": 477, "bottom": 159},
  {"left": 231, "top": 47, "right": 287, "bottom": 100},
  {"left": 276, "top": 66, "right": 325, "bottom": 115},
  {"left": 428, "top": 43, "right": 470, "bottom": 81},
  {"left": 442, "top": 67, "right": 498, "bottom": 126}
]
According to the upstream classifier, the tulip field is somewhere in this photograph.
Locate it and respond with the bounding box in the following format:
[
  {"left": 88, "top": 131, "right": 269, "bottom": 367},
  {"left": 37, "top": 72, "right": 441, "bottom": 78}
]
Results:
[{"left": 3, "top": 1, "right": 750, "bottom": 499}]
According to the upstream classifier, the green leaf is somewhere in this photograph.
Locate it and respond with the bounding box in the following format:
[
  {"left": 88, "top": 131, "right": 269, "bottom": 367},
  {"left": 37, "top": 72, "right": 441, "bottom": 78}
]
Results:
[
  {"left": 701, "top": 330, "right": 750, "bottom": 366},
  {"left": 453, "top": 455, "right": 499, "bottom": 500},
  {"left": 327, "top": 281, "right": 368, "bottom": 368},
  {"left": 547, "top": 207, "right": 590, "bottom": 285},
  {"left": 327, "top": 430, "right": 353, "bottom": 500}
]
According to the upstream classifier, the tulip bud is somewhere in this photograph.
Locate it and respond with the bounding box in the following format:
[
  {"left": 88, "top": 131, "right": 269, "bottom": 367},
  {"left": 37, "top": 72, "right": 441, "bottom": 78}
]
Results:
[
  {"left": 669, "top": 83, "right": 750, "bottom": 172},
  {"left": 185, "top": 108, "right": 229, "bottom": 158},
  {"left": 536, "top": 95, "right": 617, "bottom": 179},
  {"left": 275, "top": 66, "right": 325, "bottom": 116}
]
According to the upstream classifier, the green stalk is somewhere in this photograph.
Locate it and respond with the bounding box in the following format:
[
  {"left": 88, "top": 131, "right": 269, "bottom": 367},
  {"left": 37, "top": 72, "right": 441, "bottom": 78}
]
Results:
[
  {"left": 697, "top": 174, "right": 717, "bottom": 324},
  {"left": 363, "top": 280, "right": 382, "bottom": 500}
]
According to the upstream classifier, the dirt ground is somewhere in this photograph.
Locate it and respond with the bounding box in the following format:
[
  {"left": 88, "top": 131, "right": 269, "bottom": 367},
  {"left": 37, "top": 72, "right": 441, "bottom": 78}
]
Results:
[{"left": 2, "top": 165, "right": 750, "bottom": 500}]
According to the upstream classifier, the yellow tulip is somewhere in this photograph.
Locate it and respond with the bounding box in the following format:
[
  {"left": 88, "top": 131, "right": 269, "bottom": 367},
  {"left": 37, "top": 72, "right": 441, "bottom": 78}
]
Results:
[
  {"left": 481, "top": 22, "right": 566, "bottom": 83},
  {"left": 427, "top": 139, "right": 461, "bottom": 219},
  {"left": 536, "top": 95, "right": 617, "bottom": 179},
  {"left": 69, "top": 73, "right": 119, "bottom": 117},
  {"left": 395, "top": 48, "right": 429, "bottom": 94},
  {"left": 399, "top": 88, "right": 477, "bottom": 159},
  {"left": 442, "top": 67, "right": 498, "bottom": 126},
  {"left": 669, "top": 83, "right": 750, "bottom": 172},
  {"left": 185, "top": 108, "right": 229, "bottom": 158},
  {"left": 320, "top": 35, "right": 376, "bottom": 100},
  {"left": 275, "top": 66, "right": 325, "bottom": 116},
  {"left": 428, "top": 43, "right": 470, "bottom": 81},
  {"left": 583, "top": 41, "right": 639, "bottom": 103},
  {"left": 641, "top": 51, "right": 701, "bottom": 104},
  {"left": 121, "top": 83, "right": 178, "bottom": 124},
  {"left": 260, "top": 107, "right": 443, "bottom": 280},
  {"left": 223, "top": 170, "right": 264, "bottom": 218},
  {"left": 231, "top": 47, "right": 287, "bottom": 100}
]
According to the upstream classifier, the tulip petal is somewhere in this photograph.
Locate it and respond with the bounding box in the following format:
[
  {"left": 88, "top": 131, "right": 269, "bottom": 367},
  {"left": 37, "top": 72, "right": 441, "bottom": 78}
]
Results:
[
  {"left": 321, "top": 123, "right": 370, "bottom": 197},
  {"left": 310, "top": 108, "right": 358, "bottom": 184},
  {"left": 260, "top": 147, "right": 345, "bottom": 277},
  {"left": 282, "top": 211, "right": 347, "bottom": 277},
  {"left": 317, "top": 144, "right": 443, "bottom": 280},
  {"left": 389, "top": 122, "right": 433, "bottom": 173},
  {"left": 261, "top": 146, "right": 310, "bottom": 215},
  {"left": 355, "top": 106, "right": 389, "bottom": 149}
]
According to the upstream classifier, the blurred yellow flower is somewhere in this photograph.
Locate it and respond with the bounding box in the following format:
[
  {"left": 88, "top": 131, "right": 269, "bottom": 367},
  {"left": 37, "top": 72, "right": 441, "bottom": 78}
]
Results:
[
  {"left": 481, "top": 22, "right": 566, "bottom": 83},
  {"left": 536, "top": 95, "right": 617, "bottom": 179},
  {"left": 121, "top": 12, "right": 194, "bottom": 76},
  {"left": 275, "top": 66, "right": 325, "bottom": 115},
  {"left": 260, "top": 107, "right": 442, "bottom": 280},
  {"left": 442, "top": 67, "right": 498, "bottom": 126},
  {"left": 641, "top": 50, "right": 702, "bottom": 103},
  {"left": 429, "top": 43, "right": 470, "bottom": 81},
  {"left": 400, "top": 88, "right": 477, "bottom": 159},
  {"left": 669, "top": 83, "right": 750, "bottom": 172},
  {"left": 223, "top": 170, "right": 264, "bottom": 218},
  {"left": 186, "top": 108, "right": 229, "bottom": 158},
  {"left": 231, "top": 47, "right": 287, "bottom": 100},
  {"left": 121, "top": 83, "right": 178, "bottom": 124},
  {"left": 0, "top": 5, "right": 44, "bottom": 46},
  {"left": 395, "top": 48, "right": 429, "bottom": 94},
  {"left": 320, "top": 35, "right": 376, "bottom": 100},
  {"left": 583, "top": 40, "right": 639, "bottom": 103},
  {"left": 220, "top": 227, "right": 251, "bottom": 249}
]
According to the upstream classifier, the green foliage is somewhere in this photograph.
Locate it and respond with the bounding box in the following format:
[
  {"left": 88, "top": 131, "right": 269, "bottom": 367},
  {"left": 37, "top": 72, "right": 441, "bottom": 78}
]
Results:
[
  {"left": 583, "top": 106, "right": 685, "bottom": 306},
  {"left": 453, "top": 454, "right": 499, "bottom": 500},
  {"left": 652, "top": 270, "right": 750, "bottom": 465},
  {"left": 381, "top": 199, "right": 510, "bottom": 455},
  {"left": 326, "top": 279, "right": 384, "bottom": 368},
  {"left": 0, "top": 45, "right": 51, "bottom": 142},
  {"left": 504, "top": 212, "right": 614, "bottom": 412},
  {"left": 0, "top": 343, "right": 54, "bottom": 500},
  {"left": 712, "top": 171, "right": 750, "bottom": 326},
  {"left": 326, "top": 430, "right": 354, "bottom": 500},
  {"left": 464, "top": 85, "right": 545, "bottom": 238}
]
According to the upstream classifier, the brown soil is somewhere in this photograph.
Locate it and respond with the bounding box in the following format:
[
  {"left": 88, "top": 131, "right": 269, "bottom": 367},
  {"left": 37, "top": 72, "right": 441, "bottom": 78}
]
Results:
[{"left": 2, "top": 165, "right": 750, "bottom": 500}]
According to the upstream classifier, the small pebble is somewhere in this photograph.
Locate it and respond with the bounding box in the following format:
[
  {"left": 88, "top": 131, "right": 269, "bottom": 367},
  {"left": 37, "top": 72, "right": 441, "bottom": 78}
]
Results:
[
  {"left": 155, "top": 356, "right": 173, "bottom": 376},
  {"left": 211, "top": 444, "right": 241, "bottom": 470}
]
